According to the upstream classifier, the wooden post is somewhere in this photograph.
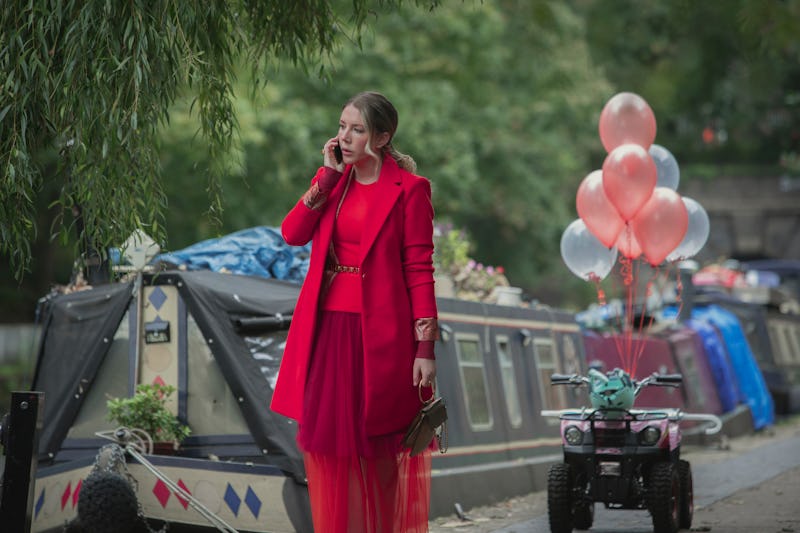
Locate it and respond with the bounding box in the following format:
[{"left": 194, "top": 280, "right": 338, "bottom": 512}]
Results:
[{"left": 0, "top": 391, "right": 45, "bottom": 532}]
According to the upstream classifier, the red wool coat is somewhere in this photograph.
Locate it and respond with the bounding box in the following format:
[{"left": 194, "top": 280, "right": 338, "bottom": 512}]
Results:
[{"left": 270, "top": 155, "right": 438, "bottom": 437}]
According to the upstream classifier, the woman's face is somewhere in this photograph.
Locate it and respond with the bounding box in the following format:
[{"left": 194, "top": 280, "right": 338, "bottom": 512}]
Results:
[{"left": 337, "top": 104, "right": 384, "bottom": 165}]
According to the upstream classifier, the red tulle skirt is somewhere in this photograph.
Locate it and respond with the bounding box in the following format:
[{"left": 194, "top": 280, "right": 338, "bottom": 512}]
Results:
[{"left": 297, "top": 311, "right": 431, "bottom": 532}]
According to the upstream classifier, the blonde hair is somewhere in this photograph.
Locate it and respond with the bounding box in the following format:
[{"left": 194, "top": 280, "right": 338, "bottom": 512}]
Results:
[{"left": 344, "top": 92, "right": 417, "bottom": 173}]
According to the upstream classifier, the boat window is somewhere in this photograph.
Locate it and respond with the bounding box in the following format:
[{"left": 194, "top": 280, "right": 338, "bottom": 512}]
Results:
[
  {"left": 779, "top": 324, "right": 793, "bottom": 364},
  {"left": 532, "top": 338, "right": 567, "bottom": 410},
  {"left": 787, "top": 323, "right": 800, "bottom": 363},
  {"left": 767, "top": 324, "right": 783, "bottom": 363},
  {"left": 770, "top": 322, "right": 794, "bottom": 365},
  {"left": 677, "top": 344, "right": 705, "bottom": 407},
  {"left": 496, "top": 336, "right": 522, "bottom": 428},
  {"left": 561, "top": 335, "right": 581, "bottom": 375},
  {"left": 455, "top": 333, "right": 493, "bottom": 430}
]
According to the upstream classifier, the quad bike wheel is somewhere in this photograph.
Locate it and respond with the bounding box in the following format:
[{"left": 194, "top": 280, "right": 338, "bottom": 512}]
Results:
[
  {"left": 678, "top": 459, "right": 694, "bottom": 529},
  {"left": 547, "top": 463, "right": 574, "bottom": 533},
  {"left": 573, "top": 501, "right": 594, "bottom": 531},
  {"left": 648, "top": 461, "right": 680, "bottom": 533}
]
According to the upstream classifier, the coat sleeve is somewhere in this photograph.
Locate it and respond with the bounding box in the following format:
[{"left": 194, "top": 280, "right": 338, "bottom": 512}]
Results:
[
  {"left": 281, "top": 167, "right": 334, "bottom": 246},
  {"left": 402, "top": 177, "right": 438, "bottom": 319}
]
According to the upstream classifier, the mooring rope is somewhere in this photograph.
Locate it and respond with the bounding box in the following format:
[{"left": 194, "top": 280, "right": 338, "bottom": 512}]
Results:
[{"left": 97, "top": 428, "right": 240, "bottom": 533}]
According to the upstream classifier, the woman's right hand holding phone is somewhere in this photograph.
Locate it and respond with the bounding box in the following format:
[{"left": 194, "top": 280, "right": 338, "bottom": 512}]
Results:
[
  {"left": 322, "top": 138, "right": 345, "bottom": 172},
  {"left": 316, "top": 138, "right": 345, "bottom": 194}
]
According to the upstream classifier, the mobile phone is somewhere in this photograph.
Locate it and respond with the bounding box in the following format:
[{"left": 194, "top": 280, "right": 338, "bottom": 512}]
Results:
[{"left": 333, "top": 144, "right": 343, "bottom": 164}]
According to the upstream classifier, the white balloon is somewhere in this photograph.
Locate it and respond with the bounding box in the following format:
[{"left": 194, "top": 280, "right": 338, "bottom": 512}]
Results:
[
  {"left": 666, "top": 197, "right": 710, "bottom": 261},
  {"left": 560, "top": 219, "right": 618, "bottom": 281},
  {"left": 649, "top": 144, "right": 680, "bottom": 191}
]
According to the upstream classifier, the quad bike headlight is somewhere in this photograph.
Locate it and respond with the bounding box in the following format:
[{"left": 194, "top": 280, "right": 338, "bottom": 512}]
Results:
[
  {"left": 564, "top": 425, "right": 584, "bottom": 446},
  {"left": 638, "top": 426, "right": 661, "bottom": 446}
]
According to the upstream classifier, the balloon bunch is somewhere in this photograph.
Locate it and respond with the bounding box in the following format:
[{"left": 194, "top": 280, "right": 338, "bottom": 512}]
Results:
[{"left": 561, "top": 92, "right": 710, "bottom": 372}]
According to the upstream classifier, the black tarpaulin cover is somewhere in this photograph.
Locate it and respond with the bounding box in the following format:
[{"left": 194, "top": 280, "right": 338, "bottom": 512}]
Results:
[
  {"left": 32, "top": 282, "right": 134, "bottom": 460},
  {"left": 32, "top": 270, "right": 305, "bottom": 480}
]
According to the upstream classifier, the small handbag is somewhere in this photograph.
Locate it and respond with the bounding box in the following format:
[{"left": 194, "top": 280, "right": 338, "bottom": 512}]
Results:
[{"left": 402, "top": 384, "right": 448, "bottom": 456}]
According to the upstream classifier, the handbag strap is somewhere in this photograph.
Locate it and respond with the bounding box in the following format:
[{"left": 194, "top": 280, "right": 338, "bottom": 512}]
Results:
[{"left": 418, "top": 382, "right": 436, "bottom": 404}]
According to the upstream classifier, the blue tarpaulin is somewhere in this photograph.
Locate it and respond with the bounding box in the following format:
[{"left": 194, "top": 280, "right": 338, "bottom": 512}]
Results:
[
  {"left": 685, "top": 318, "right": 741, "bottom": 413},
  {"left": 690, "top": 306, "right": 775, "bottom": 429},
  {"left": 153, "top": 226, "right": 310, "bottom": 284}
]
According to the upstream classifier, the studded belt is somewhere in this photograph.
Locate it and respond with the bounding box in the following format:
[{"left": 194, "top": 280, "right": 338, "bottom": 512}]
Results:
[{"left": 327, "top": 263, "right": 360, "bottom": 274}]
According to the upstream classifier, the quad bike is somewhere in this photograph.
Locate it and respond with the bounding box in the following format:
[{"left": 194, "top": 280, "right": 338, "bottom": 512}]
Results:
[{"left": 542, "top": 368, "right": 722, "bottom": 533}]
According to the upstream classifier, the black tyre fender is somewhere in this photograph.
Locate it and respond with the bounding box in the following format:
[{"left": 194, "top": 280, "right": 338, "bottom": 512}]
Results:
[
  {"left": 648, "top": 461, "right": 680, "bottom": 533},
  {"left": 547, "top": 463, "right": 574, "bottom": 533},
  {"left": 678, "top": 459, "right": 694, "bottom": 529}
]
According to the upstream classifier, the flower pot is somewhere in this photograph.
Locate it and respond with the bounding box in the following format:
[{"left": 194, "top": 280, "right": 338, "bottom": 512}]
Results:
[
  {"left": 151, "top": 441, "right": 179, "bottom": 455},
  {"left": 434, "top": 274, "right": 456, "bottom": 297},
  {"left": 492, "top": 286, "right": 523, "bottom": 306}
]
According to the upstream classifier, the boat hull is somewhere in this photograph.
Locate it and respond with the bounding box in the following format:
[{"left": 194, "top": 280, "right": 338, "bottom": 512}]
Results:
[{"left": 32, "top": 454, "right": 310, "bottom": 533}]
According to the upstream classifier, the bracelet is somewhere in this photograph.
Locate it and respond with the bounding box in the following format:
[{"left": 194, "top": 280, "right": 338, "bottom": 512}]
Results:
[
  {"left": 414, "top": 317, "right": 440, "bottom": 342},
  {"left": 302, "top": 182, "right": 327, "bottom": 210}
]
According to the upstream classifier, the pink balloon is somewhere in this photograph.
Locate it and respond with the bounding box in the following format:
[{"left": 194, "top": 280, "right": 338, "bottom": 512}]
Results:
[
  {"left": 631, "top": 187, "right": 689, "bottom": 266},
  {"left": 615, "top": 224, "right": 642, "bottom": 259},
  {"left": 599, "top": 92, "right": 657, "bottom": 152},
  {"left": 576, "top": 170, "right": 625, "bottom": 248},
  {"left": 602, "top": 144, "right": 657, "bottom": 222}
]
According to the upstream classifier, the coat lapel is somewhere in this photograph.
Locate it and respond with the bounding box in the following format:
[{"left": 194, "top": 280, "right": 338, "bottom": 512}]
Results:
[{"left": 360, "top": 155, "right": 403, "bottom": 263}]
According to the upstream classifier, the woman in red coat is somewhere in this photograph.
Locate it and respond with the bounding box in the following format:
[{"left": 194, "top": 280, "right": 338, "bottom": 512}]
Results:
[{"left": 270, "top": 91, "right": 439, "bottom": 532}]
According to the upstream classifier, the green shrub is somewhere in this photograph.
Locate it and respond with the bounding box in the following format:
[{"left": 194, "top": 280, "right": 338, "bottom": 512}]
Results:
[{"left": 107, "top": 383, "right": 191, "bottom": 444}]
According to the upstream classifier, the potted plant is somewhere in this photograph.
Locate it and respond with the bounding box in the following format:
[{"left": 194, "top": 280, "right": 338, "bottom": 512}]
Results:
[
  {"left": 107, "top": 383, "right": 191, "bottom": 453},
  {"left": 433, "top": 222, "right": 513, "bottom": 303}
]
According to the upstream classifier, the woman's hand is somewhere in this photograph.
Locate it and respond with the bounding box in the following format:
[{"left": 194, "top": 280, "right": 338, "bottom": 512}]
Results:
[
  {"left": 413, "top": 358, "right": 436, "bottom": 388},
  {"left": 321, "top": 137, "right": 344, "bottom": 172}
]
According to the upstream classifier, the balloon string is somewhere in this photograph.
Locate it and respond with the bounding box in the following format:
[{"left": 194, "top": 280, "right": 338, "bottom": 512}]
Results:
[
  {"left": 632, "top": 261, "right": 660, "bottom": 376},
  {"left": 589, "top": 273, "right": 606, "bottom": 306},
  {"left": 606, "top": 261, "right": 625, "bottom": 370},
  {"left": 674, "top": 266, "right": 685, "bottom": 321},
  {"left": 630, "top": 258, "right": 644, "bottom": 373},
  {"left": 622, "top": 256, "right": 635, "bottom": 373},
  {"left": 633, "top": 265, "right": 671, "bottom": 375},
  {"left": 610, "top": 309, "right": 625, "bottom": 371},
  {"left": 612, "top": 332, "right": 625, "bottom": 371},
  {"left": 633, "top": 259, "right": 648, "bottom": 374},
  {"left": 589, "top": 273, "right": 616, "bottom": 366},
  {"left": 632, "top": 307, "right": 656, "bottom": 377}
]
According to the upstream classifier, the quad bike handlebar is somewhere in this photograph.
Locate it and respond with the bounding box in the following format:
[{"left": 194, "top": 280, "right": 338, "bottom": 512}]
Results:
[
  {"left": 544, "top": 368, "right": 722, "bottom": 435},
  {"left": 639, "top": 373, "right": 683, "bottom": 386},
  {"left": 549, "top": 373, "right": 587, "bottom": 385},
  {"left": 550, "top": 370, "right": 683, "bottom": 393},
  {"left": 550, "top": 369, "right": 689, "bottom": 407}
]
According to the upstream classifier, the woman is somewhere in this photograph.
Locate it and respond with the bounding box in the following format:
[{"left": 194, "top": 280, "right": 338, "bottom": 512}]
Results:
[{"left": 270, "top": 91, "right": 439, "bottom": 532}]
